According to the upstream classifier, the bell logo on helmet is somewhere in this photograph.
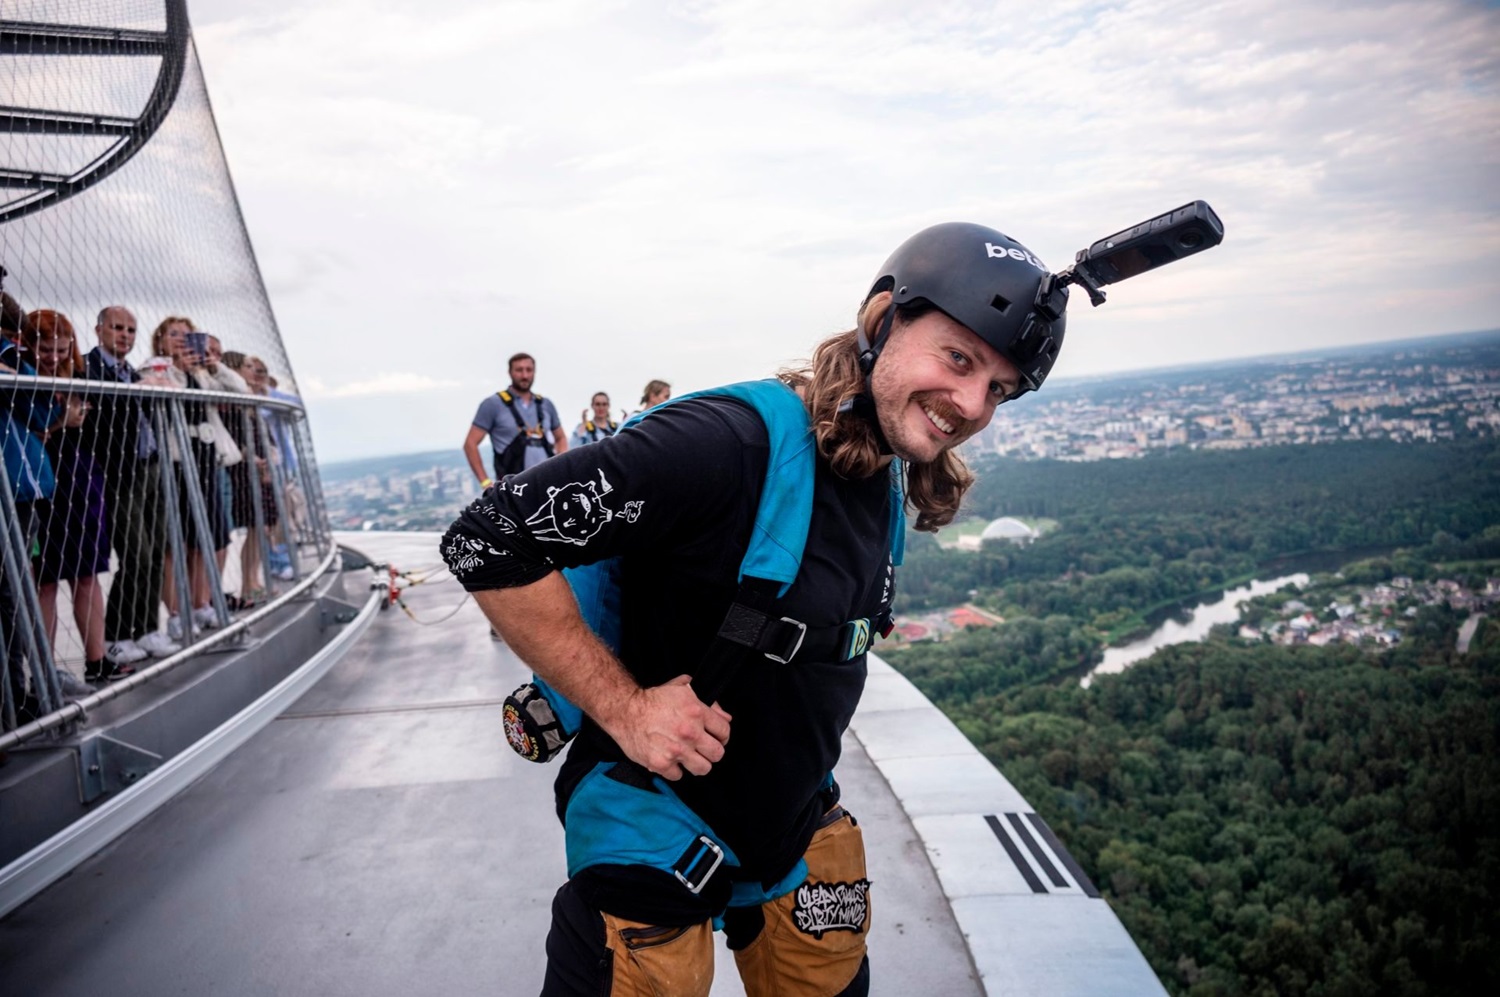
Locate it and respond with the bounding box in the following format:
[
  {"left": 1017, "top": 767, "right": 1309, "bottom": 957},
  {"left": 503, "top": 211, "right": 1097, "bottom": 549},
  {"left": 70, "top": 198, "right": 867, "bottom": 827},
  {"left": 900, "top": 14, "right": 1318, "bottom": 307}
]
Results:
[{"left": 985, "top": 242, "right": 1046, "bottom": 272}]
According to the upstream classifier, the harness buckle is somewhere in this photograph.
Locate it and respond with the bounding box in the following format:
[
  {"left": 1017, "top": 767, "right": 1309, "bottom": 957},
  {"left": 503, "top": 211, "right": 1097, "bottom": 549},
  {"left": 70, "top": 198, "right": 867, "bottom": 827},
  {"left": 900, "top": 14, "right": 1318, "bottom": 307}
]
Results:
[
  {"left": 765, "top": 617, "right": 807, "bottom": 664},
  {"left": 674, "top": 835, "right": 726, "bottom": 895}
]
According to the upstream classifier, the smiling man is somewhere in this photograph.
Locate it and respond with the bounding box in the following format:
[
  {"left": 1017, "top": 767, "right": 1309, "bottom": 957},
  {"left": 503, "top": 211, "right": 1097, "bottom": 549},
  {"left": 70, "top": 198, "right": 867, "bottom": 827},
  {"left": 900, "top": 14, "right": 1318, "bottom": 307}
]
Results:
[{"left": 440, "top": 222, "right": 1067, "bottom": 997}]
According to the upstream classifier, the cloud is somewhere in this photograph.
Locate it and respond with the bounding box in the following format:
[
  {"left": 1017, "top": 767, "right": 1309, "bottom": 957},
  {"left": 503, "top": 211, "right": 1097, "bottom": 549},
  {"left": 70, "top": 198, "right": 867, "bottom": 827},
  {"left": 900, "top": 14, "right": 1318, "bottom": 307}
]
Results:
[
  {"left": 169, "top": 0, "right": 1500, "bottom": 461},
  {"left": 302, "top": 372, "right": 462, "bottom": 399}
]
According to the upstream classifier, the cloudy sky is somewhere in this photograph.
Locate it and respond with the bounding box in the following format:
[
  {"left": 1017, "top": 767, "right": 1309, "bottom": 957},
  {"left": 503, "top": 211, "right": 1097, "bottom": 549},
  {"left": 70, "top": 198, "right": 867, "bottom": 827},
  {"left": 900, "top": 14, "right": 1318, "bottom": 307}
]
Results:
[{"left": 185, "top": 0, "right": 1499, "bottom": 462}]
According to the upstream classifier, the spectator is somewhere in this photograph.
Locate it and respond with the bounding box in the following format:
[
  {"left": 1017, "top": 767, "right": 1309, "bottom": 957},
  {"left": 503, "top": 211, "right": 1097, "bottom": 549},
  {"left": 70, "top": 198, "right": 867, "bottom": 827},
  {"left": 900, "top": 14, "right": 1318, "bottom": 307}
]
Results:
[
  {"left": 149, "top": 316, "right": 231, "bottom": 640},
  {"left": 20, "top": 310, "right": 120, "bottom": 685},
  {"left": 82, "top": 305, "right": 180, "bottom": 667},
  {"left": 572, "top": 392, "right": 619, "bottom": 447},
  {"left": 2, "top": 294, "right": 62, "bottom": 720},
  {"left": 259, "top": 371, "right": 301, "bottom": 577},
  {"left": 463, "top": 352, "right": 568, "bottom": 488},
  {"left": 634, "top": 379, "right": 671, "bottom": 416},
  {"left": 204, "top": 332, "right": 244, "bottom": 536},
  {"left": 201, "top": 333, "right": 249, "bottom": 580},
  {"left": 220, "top": 351, "right": 280, "bottom": 606}
]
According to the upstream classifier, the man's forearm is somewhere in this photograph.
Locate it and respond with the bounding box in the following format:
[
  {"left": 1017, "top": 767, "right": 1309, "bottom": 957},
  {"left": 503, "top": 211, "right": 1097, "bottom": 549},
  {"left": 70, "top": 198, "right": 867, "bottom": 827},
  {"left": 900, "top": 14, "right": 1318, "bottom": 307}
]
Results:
[
  {"left": 474, "top": 573, "right": 637, "bottom": 725},
  {"left": 463, "top": 440, "right": 488, "bottom": 483}
]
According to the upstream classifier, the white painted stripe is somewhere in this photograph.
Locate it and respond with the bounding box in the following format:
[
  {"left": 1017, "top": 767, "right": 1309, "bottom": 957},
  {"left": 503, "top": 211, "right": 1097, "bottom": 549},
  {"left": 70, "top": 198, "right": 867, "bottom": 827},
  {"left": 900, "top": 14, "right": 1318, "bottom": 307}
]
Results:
[{"left": 852, "top": 654, "right": 1168, "bottom": 996}]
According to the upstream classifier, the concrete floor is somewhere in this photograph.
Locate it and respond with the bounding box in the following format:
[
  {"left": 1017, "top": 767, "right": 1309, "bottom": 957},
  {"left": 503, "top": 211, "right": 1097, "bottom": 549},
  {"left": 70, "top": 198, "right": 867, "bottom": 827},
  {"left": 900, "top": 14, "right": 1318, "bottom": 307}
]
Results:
[{"left": 0, "top": 532, "right": 980, "bottom": 995}]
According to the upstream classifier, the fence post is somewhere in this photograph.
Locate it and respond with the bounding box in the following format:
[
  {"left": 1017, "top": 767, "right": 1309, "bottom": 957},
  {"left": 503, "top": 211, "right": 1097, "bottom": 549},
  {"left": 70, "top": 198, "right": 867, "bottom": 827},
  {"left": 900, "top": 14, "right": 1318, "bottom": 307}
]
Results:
[
  {"left": 164, "top": 399, "right": 232, "bottom": 632},
  {"left": 152, "top": 403, "right": 196, "bottom": 644},
  {"left": 285, "top": 412, "right": 328, "bottom": 555},
  {"left": 255, "top": 409, "right": 299, "bottom": 584},
  {"left": 239, "top": 406, "right": 275, "bottom": 595}
]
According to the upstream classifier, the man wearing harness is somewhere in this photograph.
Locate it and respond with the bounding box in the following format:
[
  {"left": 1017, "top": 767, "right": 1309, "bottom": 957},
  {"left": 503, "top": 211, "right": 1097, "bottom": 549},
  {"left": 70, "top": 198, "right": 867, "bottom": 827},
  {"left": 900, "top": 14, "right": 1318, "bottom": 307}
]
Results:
[
  {"left": 463, "top": 352, "right": 568, "bottom": 491},
  {"left": 441, "top": 222, "right": 1069, "bottom": 996}
]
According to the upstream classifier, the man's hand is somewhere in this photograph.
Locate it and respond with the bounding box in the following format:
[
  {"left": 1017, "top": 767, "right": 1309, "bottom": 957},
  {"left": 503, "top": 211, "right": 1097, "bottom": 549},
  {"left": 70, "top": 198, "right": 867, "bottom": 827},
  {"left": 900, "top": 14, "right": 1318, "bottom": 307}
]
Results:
[
  {"left": 474, "top": 576, "right": 731, "bottom": 780},
  {"left": 600, "top": 675, "right": 732, "bottom": 781}
]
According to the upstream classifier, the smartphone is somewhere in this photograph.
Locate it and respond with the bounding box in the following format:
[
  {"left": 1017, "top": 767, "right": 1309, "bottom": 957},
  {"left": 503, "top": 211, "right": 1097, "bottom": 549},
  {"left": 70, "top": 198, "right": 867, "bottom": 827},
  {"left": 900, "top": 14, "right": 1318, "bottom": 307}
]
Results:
[{"left": 183, "top": 330, "right": 210, "bottom": 363}]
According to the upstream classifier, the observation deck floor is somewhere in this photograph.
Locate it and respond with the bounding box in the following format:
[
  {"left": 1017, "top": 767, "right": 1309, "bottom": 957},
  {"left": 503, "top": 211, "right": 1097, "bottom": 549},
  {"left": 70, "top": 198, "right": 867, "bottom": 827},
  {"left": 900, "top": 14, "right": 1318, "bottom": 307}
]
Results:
[{"left": 0, "top": 532, "right": 980, "bottom": 995}]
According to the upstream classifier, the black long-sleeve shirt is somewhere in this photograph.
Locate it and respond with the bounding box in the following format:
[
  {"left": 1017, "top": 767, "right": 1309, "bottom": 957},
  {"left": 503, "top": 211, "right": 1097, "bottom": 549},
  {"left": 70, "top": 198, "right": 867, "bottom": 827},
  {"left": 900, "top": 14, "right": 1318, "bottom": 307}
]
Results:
[{"left": 442, "top": 394, "right": 895, "bottom": 916}]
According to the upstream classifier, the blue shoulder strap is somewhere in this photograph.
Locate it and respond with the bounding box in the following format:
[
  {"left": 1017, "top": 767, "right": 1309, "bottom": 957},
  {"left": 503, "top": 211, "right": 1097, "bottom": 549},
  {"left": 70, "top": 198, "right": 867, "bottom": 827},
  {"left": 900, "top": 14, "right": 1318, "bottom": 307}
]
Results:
[
  {"left": 550, "top": 380, "right": 906, "bottom": 727},
  {"left": 627, "top": 379, "right": 818, "bottom": 596}
]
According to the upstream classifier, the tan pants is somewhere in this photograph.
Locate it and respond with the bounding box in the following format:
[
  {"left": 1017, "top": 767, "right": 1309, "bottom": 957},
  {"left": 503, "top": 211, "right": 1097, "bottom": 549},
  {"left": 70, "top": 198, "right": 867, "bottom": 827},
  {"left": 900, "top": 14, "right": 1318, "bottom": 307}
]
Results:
[{"left": 597, "top": 810, "right": 870, "bottom": 997}]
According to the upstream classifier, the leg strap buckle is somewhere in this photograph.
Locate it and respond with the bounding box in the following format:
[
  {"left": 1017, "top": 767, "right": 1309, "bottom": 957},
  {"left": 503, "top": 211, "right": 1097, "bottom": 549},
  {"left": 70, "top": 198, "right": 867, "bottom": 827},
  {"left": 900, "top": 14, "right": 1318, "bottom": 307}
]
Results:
[{"left": 673, "top": 835, "right": 726, "bottom": 895}]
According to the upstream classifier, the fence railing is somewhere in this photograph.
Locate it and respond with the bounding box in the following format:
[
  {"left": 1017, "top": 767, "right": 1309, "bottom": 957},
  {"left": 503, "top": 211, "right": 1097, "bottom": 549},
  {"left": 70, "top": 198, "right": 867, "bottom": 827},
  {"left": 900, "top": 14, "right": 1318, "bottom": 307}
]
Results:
[{"left": 1, "top": 374, "right": 331, "bottom": 736}]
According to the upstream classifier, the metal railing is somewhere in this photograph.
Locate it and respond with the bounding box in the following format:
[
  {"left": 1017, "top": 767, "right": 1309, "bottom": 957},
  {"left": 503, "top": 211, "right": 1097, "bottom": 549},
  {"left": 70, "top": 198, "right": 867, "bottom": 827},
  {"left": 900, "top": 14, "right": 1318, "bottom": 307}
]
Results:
[{"left": 1, "top": 373, "right": 332, "bottom": 736}]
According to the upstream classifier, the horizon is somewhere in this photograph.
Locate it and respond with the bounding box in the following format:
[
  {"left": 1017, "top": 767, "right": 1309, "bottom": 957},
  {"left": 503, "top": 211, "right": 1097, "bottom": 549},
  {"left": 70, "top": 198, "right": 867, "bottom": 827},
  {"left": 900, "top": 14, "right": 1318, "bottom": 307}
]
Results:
[{"left": 318, "top": 324, "right": 1499, "bottom": 468}]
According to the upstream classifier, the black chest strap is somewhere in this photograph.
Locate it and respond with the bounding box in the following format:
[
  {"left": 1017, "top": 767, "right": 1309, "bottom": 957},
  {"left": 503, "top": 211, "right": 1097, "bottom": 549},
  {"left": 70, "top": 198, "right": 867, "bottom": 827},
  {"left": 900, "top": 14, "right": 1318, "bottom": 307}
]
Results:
[{"left": 693, "top": 578, "right": 890, "bottom": 706}]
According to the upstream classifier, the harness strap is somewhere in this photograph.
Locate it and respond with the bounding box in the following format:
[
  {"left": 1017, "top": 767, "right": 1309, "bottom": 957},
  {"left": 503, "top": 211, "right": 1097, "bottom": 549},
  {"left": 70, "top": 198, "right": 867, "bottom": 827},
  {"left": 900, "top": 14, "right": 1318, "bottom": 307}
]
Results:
[
  {"left": 711, "top": 576, "right": 890, "bottom": 675},
  {"left": 497, "top": 389, "right": 556, "bottom": 456}
]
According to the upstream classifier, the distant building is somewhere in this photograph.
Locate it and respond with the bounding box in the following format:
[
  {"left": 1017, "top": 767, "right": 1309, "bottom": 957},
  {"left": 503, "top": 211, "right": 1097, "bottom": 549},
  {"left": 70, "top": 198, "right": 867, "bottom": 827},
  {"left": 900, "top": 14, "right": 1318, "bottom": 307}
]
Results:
[
  {"left": 981, "top": 517, "right": 1038, "bottom": 545},
  {"left": 947, "top": 606, "right": 999, "bottom": 630},
  {"left": 890, "top": 621, "right": 931, "bottom": 642}
]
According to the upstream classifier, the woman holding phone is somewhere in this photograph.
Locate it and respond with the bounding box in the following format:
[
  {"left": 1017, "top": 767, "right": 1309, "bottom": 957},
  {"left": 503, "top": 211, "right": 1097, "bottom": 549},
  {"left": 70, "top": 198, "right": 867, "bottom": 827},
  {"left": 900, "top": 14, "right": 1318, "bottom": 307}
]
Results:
[{"left": 149, "top": 316, "right": 231, "bottom": 640}]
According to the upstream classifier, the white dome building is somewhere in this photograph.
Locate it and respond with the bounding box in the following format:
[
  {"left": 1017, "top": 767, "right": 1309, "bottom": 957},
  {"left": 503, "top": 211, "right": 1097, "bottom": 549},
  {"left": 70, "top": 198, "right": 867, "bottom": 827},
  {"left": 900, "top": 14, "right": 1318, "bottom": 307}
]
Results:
[{"left": 980, "top": 516, "right": 1037, "bottom": 545}]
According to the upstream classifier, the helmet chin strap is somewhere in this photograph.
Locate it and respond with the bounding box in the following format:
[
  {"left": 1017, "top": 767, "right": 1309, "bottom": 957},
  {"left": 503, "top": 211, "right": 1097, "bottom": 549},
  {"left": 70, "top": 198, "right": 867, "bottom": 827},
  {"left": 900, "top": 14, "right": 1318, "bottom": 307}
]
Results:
[
  {"left": 856, "top": 299, "right": 899, "bottom": 380},
  {"left": 844, "top": 300, "right": 899, "bottom": 455}
]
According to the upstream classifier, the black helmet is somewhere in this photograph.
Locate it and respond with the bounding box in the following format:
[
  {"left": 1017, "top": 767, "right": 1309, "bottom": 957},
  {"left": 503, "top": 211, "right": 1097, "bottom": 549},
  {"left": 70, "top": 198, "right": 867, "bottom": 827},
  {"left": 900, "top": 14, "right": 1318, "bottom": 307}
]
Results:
[{"left": 861, "top": 222, "right": 1068, "bottom": 395}]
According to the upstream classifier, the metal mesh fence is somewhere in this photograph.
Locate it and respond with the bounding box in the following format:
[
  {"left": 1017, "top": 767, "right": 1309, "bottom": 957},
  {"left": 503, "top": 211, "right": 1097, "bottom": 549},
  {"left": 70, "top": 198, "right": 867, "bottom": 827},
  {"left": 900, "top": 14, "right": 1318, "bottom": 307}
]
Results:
[{"left": 1, "top": 0, "right": 328, "bottom": 732}]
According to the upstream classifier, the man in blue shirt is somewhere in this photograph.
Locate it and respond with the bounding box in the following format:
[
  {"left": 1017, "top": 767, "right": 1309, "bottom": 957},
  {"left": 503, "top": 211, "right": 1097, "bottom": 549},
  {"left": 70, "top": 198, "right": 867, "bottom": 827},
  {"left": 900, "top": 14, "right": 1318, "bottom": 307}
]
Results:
[{"left": 463, "top": 352, "right": 568, "bottom": 491}]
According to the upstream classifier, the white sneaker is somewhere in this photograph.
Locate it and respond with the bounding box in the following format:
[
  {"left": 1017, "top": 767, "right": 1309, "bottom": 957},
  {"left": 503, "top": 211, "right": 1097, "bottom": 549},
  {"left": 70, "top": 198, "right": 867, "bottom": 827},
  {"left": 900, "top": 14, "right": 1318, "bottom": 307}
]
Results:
[
  {"left": 276, "top": 567, "right": 295, "bottom": 581},
  {"left": 55, "top": 668, "right": 93, "bottom": 697},
  {"left": 106, "top": 639, "right": 149, "bottom": 665},
  {"left": 137, "top": 631, "right": 182, "bottom": 658},
  {"left": 167, "top": 616, "right": 198, "bottom": 643},
  {"left": 193, "top": 606, "right": 222, "bottom": 631}
]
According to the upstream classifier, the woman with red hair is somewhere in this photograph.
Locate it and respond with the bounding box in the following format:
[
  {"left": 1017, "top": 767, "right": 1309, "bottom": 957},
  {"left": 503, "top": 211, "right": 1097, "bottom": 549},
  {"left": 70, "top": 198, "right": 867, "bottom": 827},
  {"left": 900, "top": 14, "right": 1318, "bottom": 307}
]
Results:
[{"left": 21, "top": 309, "right": 121, "bottom": 683}]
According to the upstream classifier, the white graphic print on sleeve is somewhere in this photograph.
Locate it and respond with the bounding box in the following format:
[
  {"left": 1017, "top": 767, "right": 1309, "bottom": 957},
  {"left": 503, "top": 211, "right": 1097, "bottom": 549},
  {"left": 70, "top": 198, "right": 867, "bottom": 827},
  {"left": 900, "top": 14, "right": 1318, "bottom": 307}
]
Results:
[
  {"left": 443, "top": 534, "right": 506, "bottom": 576},
  {"left": 483, "top": 505, "right": 519, "bottom": 534},
  {"left": 526, "top": 470, "right": 637, "bottom": 546}
]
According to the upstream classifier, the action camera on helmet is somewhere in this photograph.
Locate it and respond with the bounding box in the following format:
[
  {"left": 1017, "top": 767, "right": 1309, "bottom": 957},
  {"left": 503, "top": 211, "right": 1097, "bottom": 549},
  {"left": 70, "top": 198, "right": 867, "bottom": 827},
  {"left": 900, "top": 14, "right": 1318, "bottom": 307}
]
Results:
[
  {"left": 1059, "top": 200, "right": 1224, "bottom": 306},
  {"left": 861, "top": 200, "right": 1223, "bottom": 395}
]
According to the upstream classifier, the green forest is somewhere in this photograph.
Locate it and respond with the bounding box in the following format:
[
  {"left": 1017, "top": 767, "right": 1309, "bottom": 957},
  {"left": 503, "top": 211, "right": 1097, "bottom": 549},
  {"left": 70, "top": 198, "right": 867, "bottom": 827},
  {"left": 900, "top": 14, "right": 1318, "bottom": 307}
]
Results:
[
  {"left": 897, "top": 439, "right": 1500, "bottom": 617},
  {"left": 882, "top": 438, "right": 1500, "bottom": 996}
]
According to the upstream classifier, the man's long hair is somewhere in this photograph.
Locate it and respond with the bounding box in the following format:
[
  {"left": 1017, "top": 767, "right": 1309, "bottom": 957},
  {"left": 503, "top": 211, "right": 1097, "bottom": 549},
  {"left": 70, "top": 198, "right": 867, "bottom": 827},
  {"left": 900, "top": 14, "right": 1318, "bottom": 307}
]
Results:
[{"left": 780, "top": 291, "right": 973, "bottom": 532}]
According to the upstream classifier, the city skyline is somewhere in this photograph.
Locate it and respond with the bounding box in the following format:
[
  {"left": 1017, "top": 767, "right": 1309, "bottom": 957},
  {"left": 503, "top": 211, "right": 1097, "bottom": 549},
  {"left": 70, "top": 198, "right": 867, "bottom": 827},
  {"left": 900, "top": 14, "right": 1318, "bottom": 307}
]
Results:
[{"left": 323, "top": 328, "right": 1500, "bottom": 531}]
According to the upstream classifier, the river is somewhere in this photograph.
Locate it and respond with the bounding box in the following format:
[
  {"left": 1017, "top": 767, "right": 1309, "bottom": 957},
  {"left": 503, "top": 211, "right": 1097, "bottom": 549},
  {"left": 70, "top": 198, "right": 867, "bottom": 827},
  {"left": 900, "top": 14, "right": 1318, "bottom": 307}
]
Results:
[{"left": 1080, "top": 572, "right": 1309, "bottom": 687}]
